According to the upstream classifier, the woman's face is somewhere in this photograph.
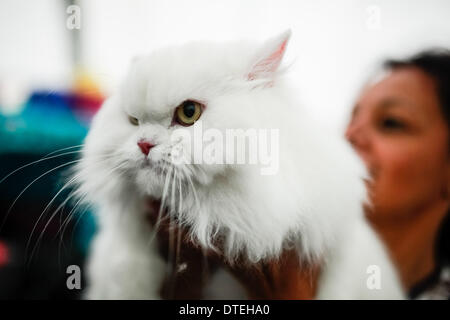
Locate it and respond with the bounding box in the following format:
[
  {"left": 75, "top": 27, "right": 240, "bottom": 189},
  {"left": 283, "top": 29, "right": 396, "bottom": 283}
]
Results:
[{"left": 346, "top": 67, "right": 450, "bottom": 217}]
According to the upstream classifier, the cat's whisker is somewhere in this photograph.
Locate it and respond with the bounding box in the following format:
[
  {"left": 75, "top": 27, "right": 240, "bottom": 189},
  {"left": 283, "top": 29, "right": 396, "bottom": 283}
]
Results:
[
  {"left": 166, "top": 168, "right": 178, "bottom": 297},
  {"left": 183, "top": 168, "right": 217, "bottom": 251},
  {"left": 201, "top": 244, "right": 209, "bottom": 287},
  {"left": 57, "top": 193, "right": 86, "bottom": 243},
  {"left": 176, "top": 169, "right": 185, "bottom": 228},
  {"left": 58, "top": 190, "right": 69, "bottom": 237},
  {"left": 26, "top": 173, "right": 82, "bottom": 264},
  {"left": 173, "top": 171, "right": 184, "bottom": 297},
  {"left": 182, "top": 162, "right": 207, "bottom": 180},
  {"left": 68, "top": 204, "right": 90, "bottom": 251},
  {"left": 147, "top": 164, "right": 172, "bottom": 247},
  {"left": 183, "top": 168, "right": 200, "bottom": 211},
  {"left": 0, "top": 143, "right": 113, "bottom": 186},
  {"left": 174, "top": 166, "right": 211, "bottom": 282},
  {"left": 31, "top": 160, "right": 128, "bottom": 265},
  {"left": 169, "top": 168, "right": 186, "bottom": 298},
  {"left": 54, "top": 188, "right": 80, "bottom": 269},
  {"left": 82, "top": 150, "right": 123, "bottom": 161},
  {"left": 0, "top": 150, "right": 82, "bottom": 186},
  {"left": 57, "top": 192, "right": 87, "bottom": 262},
  {"left": 3, "top": 152, "right": 121, "bottom": 236},
  {"left": 42, "top": 144, "right": 84, "bottom": 157},
  {"left": 32, "top": 190, "right": 78, "bottom": 265},
  {"left": 0, "top": 146, "right": 118, "bottom": 219},
  {"left": 64, "top": 159, "right": 128, "bottom": 232},
  {"left": 1, "top": 159, "right": 81, "bottom": 234},
  {"left": 56, "top": 187, "right": 75, "bottom": 239}
]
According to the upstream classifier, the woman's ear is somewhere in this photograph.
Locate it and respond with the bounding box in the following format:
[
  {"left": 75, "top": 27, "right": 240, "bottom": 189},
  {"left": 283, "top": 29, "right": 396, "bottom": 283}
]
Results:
[{"left": 247, "top": 30, "right": 291, "bottom": 81}]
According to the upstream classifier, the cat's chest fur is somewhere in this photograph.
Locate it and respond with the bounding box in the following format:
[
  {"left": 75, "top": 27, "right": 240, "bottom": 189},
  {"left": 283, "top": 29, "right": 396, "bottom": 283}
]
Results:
[{"left": 145, "top": 198, "right": 320, "bottom": 299}]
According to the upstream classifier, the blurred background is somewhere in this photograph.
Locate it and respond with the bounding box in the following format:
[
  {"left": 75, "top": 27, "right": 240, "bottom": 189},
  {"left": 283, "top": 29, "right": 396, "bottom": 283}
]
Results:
[{"left": 0, "top": 0, "right": 449, "bottom": 299}]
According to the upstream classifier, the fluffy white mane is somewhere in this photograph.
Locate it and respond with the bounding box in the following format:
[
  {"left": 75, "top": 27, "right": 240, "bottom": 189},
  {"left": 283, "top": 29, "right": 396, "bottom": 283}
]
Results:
[{"left": 74, "top": 30, "right": 368, "bottom": 264}]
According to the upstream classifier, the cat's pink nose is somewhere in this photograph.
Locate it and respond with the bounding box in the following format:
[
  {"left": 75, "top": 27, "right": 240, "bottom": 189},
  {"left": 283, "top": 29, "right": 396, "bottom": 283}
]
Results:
[{"left": 137, "top": 140, "right": 155, "bottom": 156}]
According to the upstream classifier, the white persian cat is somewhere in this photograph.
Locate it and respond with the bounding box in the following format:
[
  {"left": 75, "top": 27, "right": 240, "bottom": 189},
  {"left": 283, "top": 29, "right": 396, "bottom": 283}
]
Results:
[{"left": 75, "top": 30, "right": 404, "bottom": 299}]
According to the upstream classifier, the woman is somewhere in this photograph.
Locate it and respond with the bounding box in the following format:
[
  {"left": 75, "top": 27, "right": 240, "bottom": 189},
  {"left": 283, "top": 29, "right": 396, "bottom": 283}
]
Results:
[
  {"left": 152, "top": 50, "right": 450, "bottom": 300},
  {"left": 232, "top": 50, "right": 450, "bottom": 299},
  {"left": 345, "top": 50, "right": 450, "bottom": 299}
]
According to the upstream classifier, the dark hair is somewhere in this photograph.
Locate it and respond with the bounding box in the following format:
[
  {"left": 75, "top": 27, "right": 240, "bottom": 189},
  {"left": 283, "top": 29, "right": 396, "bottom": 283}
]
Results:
[
  {"left": 385, "top": 49, "right": 450, "bottom": 298},
  {"left": 384, "top": 49, "right": 450, "bottom": 127}
]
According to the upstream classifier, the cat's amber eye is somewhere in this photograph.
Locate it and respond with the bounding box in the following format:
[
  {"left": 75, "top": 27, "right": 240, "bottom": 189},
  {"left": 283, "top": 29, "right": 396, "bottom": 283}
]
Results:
[
  {"left": 174, "top": 100, "right": 203, "bottom": 126},
  {"left": 128, "top": 115, "right": 139, "bottom": 126}
]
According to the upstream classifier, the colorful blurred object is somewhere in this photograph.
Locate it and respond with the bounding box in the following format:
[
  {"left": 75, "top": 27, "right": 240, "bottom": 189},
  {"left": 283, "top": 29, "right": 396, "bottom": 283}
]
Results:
[
  {"left": 0, "top": 70, "right": 104, "bottom": 299},
  {"left": 0, "top": 241, "right": 8, "bottom": 267},
  {"left": 0, "top": 69, "right": 104, "bottom": 155}
]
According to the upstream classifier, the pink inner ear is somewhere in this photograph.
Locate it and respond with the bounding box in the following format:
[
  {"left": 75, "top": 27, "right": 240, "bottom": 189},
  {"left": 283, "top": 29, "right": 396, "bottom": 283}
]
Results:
[
  {"left": 269, "top": 39, "right": 288, "bottom": 66},
  {"left": 248, "top": 39, "right": 288, "bottom": 81}
]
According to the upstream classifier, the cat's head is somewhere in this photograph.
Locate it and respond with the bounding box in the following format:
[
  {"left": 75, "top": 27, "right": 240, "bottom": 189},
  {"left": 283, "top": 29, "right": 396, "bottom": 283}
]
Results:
[{"left": 77, "top": 31, "right": 293, "bottom": 259}]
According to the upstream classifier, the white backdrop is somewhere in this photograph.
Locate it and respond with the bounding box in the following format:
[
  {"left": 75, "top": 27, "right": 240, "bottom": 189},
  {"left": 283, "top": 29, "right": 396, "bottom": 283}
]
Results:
[{"left": 1, "top": 0, "right": 450, "bottom": 130}]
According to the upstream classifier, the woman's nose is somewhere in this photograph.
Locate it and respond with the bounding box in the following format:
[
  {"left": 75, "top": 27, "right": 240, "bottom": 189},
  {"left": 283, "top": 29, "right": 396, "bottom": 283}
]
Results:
[{"left": 345, "top": 120, "right": 370, "bottom": 151}]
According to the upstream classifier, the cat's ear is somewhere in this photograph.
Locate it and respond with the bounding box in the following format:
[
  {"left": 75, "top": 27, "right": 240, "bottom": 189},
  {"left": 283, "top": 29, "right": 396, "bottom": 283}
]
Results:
[{"left": 247, "top": 30, "right": 291, "bottom": 81}]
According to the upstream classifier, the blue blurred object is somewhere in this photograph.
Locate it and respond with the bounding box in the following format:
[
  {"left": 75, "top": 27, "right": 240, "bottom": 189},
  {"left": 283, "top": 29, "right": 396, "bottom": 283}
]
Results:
[
  {"left": 0, "top": 90, "right": 98, "bottom": 255},
  {"left": 0, "top": 91, "right": 90, "bottom": 154}
]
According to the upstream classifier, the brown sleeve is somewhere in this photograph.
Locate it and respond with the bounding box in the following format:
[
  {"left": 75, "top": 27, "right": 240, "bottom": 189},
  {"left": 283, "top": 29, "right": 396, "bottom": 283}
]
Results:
[{"left": 225, "top": 249, "right": 321, "bottom": 300}]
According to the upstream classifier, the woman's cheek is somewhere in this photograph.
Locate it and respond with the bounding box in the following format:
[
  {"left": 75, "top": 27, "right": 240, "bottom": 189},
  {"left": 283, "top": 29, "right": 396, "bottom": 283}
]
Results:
[{"left": 371, "top": 145, "right": 422, "bottom": 214}]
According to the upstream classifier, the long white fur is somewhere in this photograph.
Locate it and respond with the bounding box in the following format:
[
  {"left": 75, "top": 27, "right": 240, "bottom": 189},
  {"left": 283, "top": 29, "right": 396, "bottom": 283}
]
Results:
[{"left": 75, "top": 31, "right": 404, "bottom": 299}]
